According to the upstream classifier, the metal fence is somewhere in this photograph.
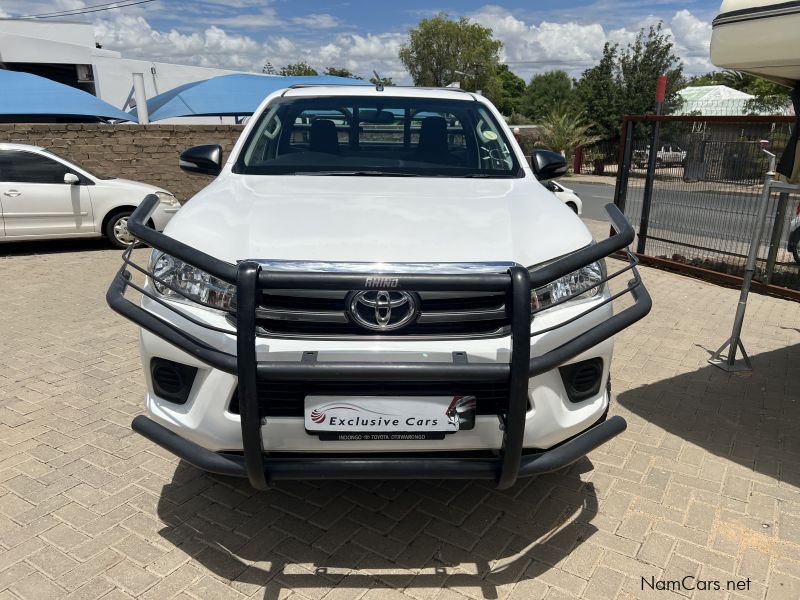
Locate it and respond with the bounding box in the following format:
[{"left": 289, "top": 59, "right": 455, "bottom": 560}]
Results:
[
  {"left": 614, "top": 114, "right": 800, "bottom": 297},
  {"left": 577, "top": 141, "right": 620, "bottom": 176}
]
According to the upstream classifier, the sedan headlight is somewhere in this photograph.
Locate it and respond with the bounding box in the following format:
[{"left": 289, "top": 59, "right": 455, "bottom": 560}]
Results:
[
  {"left": 155, "top": 191, "right": 180, "bottom": 207},
  {"left": 148, "top": 251, "right": 235, "bottom": 310},
  {"left": 532, "top": 260, "right": 605, "bottom": 311}
]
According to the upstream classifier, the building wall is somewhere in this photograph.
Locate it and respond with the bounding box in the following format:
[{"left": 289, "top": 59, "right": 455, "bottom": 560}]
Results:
[{"left": 0, "top": 123, "right": 243, "bottom": 201}]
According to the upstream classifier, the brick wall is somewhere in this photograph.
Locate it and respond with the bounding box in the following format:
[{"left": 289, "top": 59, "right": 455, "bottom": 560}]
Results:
[{"left": 0, "top": 123, "right": 244, "bottom": 201}]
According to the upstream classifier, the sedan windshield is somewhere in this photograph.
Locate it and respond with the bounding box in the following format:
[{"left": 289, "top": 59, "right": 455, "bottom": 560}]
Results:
[{"left": 233, "top": 96, "right": 522, "bottom": 178}]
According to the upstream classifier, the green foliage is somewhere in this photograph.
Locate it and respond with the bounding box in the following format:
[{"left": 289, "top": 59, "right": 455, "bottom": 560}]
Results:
[
  {"left": 370, "top": 75, "right": 395, "bottom": 87},
  {"left": 575, "top": 43, "right": 620, "bottom": 142},
  {"left": 279, "top": 62, "right": 318, "bottom": 76},
  {"left": 398, "top": 13, "right": 502, "bottom": 92},
  {"left": 617, "top": 23, "right": 684, "bottom": 115},
  {"left": 324, "top": 67, "right": 362, "bottom": 79},
  {"left": 535, "top": 108, "right": 602, "bottom": 171},
  {"left": 570, "top": 22, "right": 684, "bottom": 142},
  {"left": 262, "top": 62, "right": 276, "bottom": 75},
  {"left": 521, "top": 70, "right": 577, "bottom": 120},
  {"left": 490, "top": 64, "right": 526, "bottom": 116},
  {"left": 506, "top": 112, "right": 534, "bottom": 125}
]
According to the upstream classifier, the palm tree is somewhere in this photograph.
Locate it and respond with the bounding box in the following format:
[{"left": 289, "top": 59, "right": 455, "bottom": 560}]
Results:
[{"left": 535, "top": 107, "right": 602, "bottom": 172}]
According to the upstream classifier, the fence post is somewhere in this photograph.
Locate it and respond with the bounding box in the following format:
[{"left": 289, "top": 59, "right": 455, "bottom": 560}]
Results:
[
  {"left": 573, "top": 145, "right": 583, "bottom": 174},
  {"left": 614, "top": 119, "right": 634, "bottom": 214},
  {"left": 637, "top": 116, "right": 661, "bottom": 254},
  {"left": 763, "top": 191, "right": 789, "bottom": 284}
]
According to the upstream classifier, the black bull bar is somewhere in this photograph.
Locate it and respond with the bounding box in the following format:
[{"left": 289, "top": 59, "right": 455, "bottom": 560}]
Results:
[{"left": 108, "top": 194, "right": 651, "bottom": 489}]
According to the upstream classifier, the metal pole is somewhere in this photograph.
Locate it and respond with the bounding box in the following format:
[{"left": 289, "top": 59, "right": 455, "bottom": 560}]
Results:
[
  {"left": 709, "top": 149, "right": 776, "bottom": 371},
  {"left": 637, "top": 114, "right": 661, "bottom": 254},
  {"left": 132, "top": 73, "right": 149, "bottom": 124},
  {"left": 615, "top": 119, "right": 635, "bottom": 214},
  {"left": 637, "top": 75, "right": 668, "bottom": 254},
  {"left": 763, "top": 191, "right": 789, "bottom": 284}
]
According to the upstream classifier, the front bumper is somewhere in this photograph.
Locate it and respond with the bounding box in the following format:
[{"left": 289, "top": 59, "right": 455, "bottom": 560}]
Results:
[{"left": 107, "top": 194, "right": 651, "bottom": 490}]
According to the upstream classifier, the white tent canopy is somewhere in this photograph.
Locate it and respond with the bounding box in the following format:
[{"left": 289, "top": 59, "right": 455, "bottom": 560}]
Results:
[{"left": 674, "top": 85, "right": 757, "bottom": 116}]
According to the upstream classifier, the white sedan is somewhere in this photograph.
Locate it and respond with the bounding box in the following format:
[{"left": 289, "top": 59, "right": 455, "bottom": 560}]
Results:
[
  {"left": 544, "top": 180, "right": 583, "bottom": 215},
  {"left": 0, "top": 143, "right": 179, "bottom": 248}
]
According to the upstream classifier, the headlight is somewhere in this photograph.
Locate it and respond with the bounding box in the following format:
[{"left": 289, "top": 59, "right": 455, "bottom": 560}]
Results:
[
  {"left": 532, "top": 260, "right": 605, "bottom": 311},
  {"left": 148, "top": 251, "right": 235, "bottom": 310},
  {"left": 155, "top": 191, "right": 180, "bottom": 207}
]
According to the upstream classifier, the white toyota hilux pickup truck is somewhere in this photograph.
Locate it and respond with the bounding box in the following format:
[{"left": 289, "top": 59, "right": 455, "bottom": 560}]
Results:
[{"left": 108, "top": 85, "right": 650, "bottom": 490}]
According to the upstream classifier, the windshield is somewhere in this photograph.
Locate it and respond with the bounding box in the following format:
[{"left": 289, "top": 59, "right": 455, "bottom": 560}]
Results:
[{"left": 233, "top": 96, "right": 522, "bottom": 178}]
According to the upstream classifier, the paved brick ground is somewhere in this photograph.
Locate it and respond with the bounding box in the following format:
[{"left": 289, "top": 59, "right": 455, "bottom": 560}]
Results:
[{"left": 1, "top": 229, "right": 799, "bottom": 600}]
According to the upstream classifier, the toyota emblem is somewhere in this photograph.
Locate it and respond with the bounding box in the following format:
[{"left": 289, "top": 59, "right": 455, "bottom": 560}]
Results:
[{"left": 347, "top": 290, "right": 419, "bottom": 331}]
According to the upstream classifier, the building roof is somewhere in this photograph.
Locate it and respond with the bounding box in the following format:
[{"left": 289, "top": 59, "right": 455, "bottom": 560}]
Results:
[
  {"left": 0, "top": 69, "right": 134, "bottom": 121},
  {"left": 673, "top": 85, "right": 756, "bottom": 116}
]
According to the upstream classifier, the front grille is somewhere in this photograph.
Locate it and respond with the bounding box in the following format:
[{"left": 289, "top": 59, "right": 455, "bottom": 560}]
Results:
[
  {"left": 238, "top": 289, "right": 511, "bottom": 338},
  {"left": 228, "top": 380, "right": 519, "bottom": 418}
]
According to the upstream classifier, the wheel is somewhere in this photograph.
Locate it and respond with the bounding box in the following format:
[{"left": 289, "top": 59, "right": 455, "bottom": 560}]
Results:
[
  {"left": 104, "top": 210, "right": 137, "bottom": 249},
  {"left": 793, "top": 246, "right": 800, "bottom": 265},
  {"left": 566, "top": 202, "right": 579, "bottom": 214}
]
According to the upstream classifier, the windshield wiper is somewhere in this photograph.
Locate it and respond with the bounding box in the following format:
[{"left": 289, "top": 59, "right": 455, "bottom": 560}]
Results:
[{"left": 299, "top": 170, "right": 421, "bottom": 177}]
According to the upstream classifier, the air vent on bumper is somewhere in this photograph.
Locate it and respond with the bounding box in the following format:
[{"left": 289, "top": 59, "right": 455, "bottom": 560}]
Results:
[{"left": 559, "top": 358, "right": 604, "bottom": 403}]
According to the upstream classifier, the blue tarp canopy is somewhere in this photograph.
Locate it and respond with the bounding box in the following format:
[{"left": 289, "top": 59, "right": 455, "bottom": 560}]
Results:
[
  {"left": 0, "top": 70, "right": 134, "bottom": 122},
  {"left": 132, "top": 73, "right": 371, "bottom": 121}
]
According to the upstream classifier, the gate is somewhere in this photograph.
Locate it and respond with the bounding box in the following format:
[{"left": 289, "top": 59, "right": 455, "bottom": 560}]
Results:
[{"left": 614, "top": 114, "right": 800, "bottom": 299}]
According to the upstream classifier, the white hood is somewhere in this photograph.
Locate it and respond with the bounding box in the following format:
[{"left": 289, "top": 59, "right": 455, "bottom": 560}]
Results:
[{"left": 164, "top": 175, "right": 593, "bottom": 267}]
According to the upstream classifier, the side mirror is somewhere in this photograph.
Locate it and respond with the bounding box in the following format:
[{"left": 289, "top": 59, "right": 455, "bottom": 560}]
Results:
[
  {"left": 179, "top": 144, "right": 223, "bottom": 176},
  {"left": 531, "top": 150, "right": 568, "bottom": 181},
  {"left": 64, "top": 172, "right": 80, "bottom": 185}
]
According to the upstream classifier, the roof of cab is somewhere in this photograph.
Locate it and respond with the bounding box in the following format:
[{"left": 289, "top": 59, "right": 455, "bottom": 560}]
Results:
[{"left": 281, "top": 85, "right": 481, "bottom": 101}]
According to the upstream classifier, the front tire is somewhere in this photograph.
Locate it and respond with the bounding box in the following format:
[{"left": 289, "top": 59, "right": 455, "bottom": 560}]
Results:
[{"left": 104, "top": 210, "right": 137, "bottom": 249}]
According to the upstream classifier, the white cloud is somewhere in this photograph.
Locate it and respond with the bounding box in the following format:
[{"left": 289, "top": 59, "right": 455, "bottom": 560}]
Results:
[
  {"left": 469, "top": 5, "right": 713, "bottom": 81},
  {"left": 11, "top": 2, "right": 712, "bottom": 83},
  {"left": 291, "top": 14, "right": 341, "bottom": 30},
  {"left": 94, "top": 15, "right": 262, "bottom": 69}
]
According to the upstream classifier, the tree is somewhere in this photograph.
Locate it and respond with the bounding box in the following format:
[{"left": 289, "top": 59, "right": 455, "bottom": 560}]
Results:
[
  {"left": 571, "top": 22, "right": 684, "bottom": 141},
  {"left": 521, "top": 70, "right": 577, "bottom": 120},
  {"left": 324, "top": 67, "right": 362, "bottom": 79},
  {"left": 279, "top": 62, "right": 318, "bottom": 76},
  {"left": 617, "top": 22, "right": 685, "bottom": 116},
  {"left": 369, "top": 75, "right": 395, "bottom": 87},
  {"left": 398, "top": 13, "right": 502, "bottom": 93},
  {"left": 262, "top": 62, "right": 276, "bottom": 75},
  {"left": 535, "top": 107, "right": 602, "bottom": 171},
  {"left": 575, "top": 43, "right": 620, "bottom": 141},
  {"left": 491, "top": 64, "right": 526, "bottom": 116}
]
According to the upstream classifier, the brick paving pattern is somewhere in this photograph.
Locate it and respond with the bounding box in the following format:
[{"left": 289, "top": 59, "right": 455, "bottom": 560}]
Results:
[{"left": 1, "top": 228, "right": 799, "bottom": 599}]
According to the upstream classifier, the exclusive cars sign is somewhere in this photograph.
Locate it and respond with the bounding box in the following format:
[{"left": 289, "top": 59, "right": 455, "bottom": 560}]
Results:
[{"left": 304, "top": 395, "right": 476, "bottom": 440}]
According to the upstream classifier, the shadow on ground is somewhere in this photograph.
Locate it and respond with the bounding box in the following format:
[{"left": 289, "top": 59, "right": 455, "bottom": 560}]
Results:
[
  {"left": 0, "top": 237, "right": 114, "bottom": 257},
  {"left": 618, "top": 342, "right": 800, "bottom": 488},
  {"left": 156, "top": 459, "right": 599, "bottom": 599}
]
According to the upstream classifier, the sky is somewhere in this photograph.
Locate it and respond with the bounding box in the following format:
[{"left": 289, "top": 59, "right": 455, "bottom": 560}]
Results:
[{"left": 0, "top": 1, "right": 723, "bottom": 83}]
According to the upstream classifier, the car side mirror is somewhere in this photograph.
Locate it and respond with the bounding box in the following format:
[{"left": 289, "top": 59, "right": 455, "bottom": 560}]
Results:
[
  {"left": 64, "top": 172, "right": 80, "bottom": 185},
  {"left": 531, "top": 150, "right": 568, "bottom": 181},
  {"left": 179, "top": 144, "right": 223, "bottom": 176}
]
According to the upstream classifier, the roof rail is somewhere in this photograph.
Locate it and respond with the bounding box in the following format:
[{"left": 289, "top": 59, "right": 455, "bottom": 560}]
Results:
[{"left": 282, "top": 84, "right": 478, "bottom": 99}]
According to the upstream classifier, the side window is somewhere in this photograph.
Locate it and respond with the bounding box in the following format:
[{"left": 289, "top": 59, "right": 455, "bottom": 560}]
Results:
[{"left": 0, "top": 151, "right": 71, "bottom": 184}]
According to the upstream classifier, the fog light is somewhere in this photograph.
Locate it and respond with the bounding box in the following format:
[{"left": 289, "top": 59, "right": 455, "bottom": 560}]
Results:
[
  {"left": 559, "top": 358, "right": 603, "bottom": 403},
  {"left": 150, "top": 358, "right": 197, "bottom": 404}
]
